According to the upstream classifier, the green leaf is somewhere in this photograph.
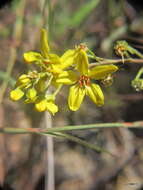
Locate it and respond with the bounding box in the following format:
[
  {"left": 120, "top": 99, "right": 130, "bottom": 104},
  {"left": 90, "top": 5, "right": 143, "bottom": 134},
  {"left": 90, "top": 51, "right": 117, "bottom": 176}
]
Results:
[{"left": 47, "top": 131, "right": 114, "bottom": 156}]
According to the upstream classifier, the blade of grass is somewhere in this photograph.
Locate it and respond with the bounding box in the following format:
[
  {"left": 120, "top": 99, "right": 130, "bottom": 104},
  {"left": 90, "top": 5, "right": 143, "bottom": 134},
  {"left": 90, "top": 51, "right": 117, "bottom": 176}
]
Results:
[
  {"left": 70, "top": 0, "right": 100, "bottom": 27},
  {"left": 55, "top": 0, "right": 101, "bottom": 36},
  {"left": 47, "top": 132, "right": 115, "bottom": 156}
]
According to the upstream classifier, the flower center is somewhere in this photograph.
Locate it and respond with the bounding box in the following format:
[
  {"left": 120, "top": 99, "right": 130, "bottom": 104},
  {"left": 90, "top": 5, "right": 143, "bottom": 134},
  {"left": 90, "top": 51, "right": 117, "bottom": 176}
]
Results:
[
  {"left": 43, "top": 61, "right": 50, "bottom": 64},
  {"left": 78, "top": 75, "right": 90, "bottom": 87}
]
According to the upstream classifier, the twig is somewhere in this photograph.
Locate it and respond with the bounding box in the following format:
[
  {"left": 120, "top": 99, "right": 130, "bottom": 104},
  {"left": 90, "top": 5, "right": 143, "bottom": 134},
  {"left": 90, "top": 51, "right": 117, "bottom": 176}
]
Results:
[
  {"left": 0, "top": 120, "right": 142, "bottom": 157},
  {"left": 90, "top": 58, "right": 143, "bottom": 67},
  {"left": 0, "top": 120, "right": 143, "bottom": 134}
]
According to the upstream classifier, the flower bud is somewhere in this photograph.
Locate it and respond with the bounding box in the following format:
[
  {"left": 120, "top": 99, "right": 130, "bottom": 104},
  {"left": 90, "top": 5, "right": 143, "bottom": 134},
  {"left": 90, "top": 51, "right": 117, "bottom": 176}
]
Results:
[
  {"left": 16, "top": 74, "right": 31, "bottom": 86},
  {"left": 35, "top": 99, "right": 47, "bottom": 112},
  {"left": 131, "top": 79, "right": 143, "bottom": 91},
  {"left": 10, "top": 88, "right": 24, "bottom": 101},
  {"left": 26, "top": 88, "right": 37, "bottom": 100},
  {"left": 114, "top": 41, "right": 128, "bottom": 56}
]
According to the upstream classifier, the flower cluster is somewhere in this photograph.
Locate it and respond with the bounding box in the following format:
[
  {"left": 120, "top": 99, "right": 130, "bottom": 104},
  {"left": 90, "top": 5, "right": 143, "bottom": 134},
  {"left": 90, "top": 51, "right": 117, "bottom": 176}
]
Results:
[{"left": 10, "top": 29, "right": 118, "bottom": 114}]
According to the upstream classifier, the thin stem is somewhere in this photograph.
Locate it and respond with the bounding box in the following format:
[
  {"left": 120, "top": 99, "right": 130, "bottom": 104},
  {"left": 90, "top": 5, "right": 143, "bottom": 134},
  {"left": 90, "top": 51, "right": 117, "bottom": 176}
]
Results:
[
  {"left": 45, "top": 112, "right": 55, "bottom": 190},
  {"left": 135, "top": 67, "right": 143, "bottom": 80},
  {"left": 49, "top": 132, "right": 115, "bottom": 156},
  {"left": 89, "top": 58, "right": 143, "bottom": 67},
  {"left": 45, "top": 75, "right": 53, "bottom": 91},
  {"left": 131, "top": 48, "right": 143, "bottom": 59},
  {"left": 53, "top": 84, "right": 62, "bottom": 97},
  {"left": 41, "top": 0, "right": 55, "bottom": 189},
  {"left": 1, "top": 120, "right": 143, "bottom": 134},
  {"left": 87, "top": 49, "right": 104, "bottom": 61}
]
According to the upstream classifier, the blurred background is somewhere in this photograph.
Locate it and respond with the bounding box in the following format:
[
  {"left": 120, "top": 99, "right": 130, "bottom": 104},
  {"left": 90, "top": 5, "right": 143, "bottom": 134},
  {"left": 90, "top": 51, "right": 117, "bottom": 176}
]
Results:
[{"left": 0, "top": 0, "right": 143, "bottom": 189}]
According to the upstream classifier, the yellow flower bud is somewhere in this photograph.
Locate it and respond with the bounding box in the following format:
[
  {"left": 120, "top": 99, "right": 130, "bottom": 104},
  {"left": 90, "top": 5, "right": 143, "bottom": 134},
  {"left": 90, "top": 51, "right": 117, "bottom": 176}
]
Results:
[
  {"left": 23, "top": 52, "right": 42, "bottom": 63},
  {"left": 17, "top": 74, "right": 31, "bottom": 86},
  {"left": 46, "top": 101, "right": 58, "bottom": 115},
  {"left": 35, "top": 99, "right": 47, "bottom": 112},
  {"left": 10, "top": 88, "right": 24, "bottom": 101},
  {"left": 26, "top": 88, "right": 37, "bottom": 100},
  {"left": 35, "top": 98, "right": 58, "bottom": 114}
]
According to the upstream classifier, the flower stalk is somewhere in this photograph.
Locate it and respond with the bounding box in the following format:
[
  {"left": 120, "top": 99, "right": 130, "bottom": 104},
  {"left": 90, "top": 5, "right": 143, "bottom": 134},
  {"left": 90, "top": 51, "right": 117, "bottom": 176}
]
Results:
[{"left": 1, "top": 120, "right": 143, "bottom": 134}]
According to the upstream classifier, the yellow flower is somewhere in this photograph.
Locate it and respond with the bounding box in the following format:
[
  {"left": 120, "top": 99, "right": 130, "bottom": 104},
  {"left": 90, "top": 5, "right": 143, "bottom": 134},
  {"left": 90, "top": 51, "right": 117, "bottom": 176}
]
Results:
[
  {"left": 10, "top": 88, "right": 24, "bottom": 101},
  {"left": 51, "top": 44, "right": 89, "bottom": 87},
  {"left": 23, "top": 29, "right": 62, "bottom": 74},
  {"left": 35, "top": 98, "right": 58, "bottom": 115},
  {"left": 60, "top": 44, "right": 88, "bottom": 71},
  {"left": 56, "top": 50, "right": 118, "bottom": 111}
]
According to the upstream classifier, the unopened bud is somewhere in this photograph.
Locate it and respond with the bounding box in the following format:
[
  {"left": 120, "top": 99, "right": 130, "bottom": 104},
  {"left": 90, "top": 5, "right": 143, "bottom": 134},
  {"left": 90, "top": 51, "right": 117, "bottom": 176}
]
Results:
[
  {"left": 131, "top": 79, "right": 143, "bottom": 92},
  {"left": 10, "top": 88, "right": 24, "bottom": 101},
  {"left": 26, "top": 88, "right": 37, "bottom": 100}
]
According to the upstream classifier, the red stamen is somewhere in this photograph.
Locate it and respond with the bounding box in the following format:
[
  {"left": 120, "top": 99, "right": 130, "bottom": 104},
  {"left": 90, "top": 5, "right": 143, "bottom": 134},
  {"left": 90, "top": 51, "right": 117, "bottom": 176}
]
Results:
[
  {"left": 43, "top": 61, "right": 50, "bottom": 64},
  {"left": 78, "top": 75, "right": 90, "bottom": 87}
]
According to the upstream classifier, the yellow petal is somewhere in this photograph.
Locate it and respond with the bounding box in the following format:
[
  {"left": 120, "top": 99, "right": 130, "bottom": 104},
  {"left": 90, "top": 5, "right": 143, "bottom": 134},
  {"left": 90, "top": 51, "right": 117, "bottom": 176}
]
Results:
[
  {"left": 86, "top": 84, "right": 104, "bottom": 106},
  {"left": 49, "top": 53, "right": 61, "bottom": 64},
  {"left": 23, "top": 51, "right": 42, "bottom": 63},
  {"left": 10, "top": 88, "right": 24, "bottom": 101},
  {"left": 40, "top": 29, "right": 50, "bottom": 58},
  {"left": 60, "top": 49, "right": 76, "bottom": 69},
  {"left": 68, "top": 84, "right": 86, "bottom": 111},
  {"left": 76, "top": 50, "right": 89, "bottom": 75},
  {"left": 46, "top": 101, "right": 58, "bottom": 115},
  {"left": 47, "top": 54, "right": 62, "bottom": 74},
  {"left": 35, "top": 99, "right": 47, "bottom": 112},
  {"left": 49, "top": 64, "right": 62, "bottom": 74},
  {"left": 47, "top": 54, "right": 62, "bottom": 73},
  {"left": 89, "top": 65, "right": 118, "bottom": 79},
  {"left": 56, "top": 71, "right": 78, "bottom": 85}
]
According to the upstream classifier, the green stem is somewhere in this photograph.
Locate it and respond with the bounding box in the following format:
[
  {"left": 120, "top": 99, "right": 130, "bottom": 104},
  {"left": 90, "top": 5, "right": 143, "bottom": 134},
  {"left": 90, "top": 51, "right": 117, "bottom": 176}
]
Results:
[
  {"left": 48, "top": 132, "right": 114, "bottom": 156},
  {"left": 87, "top": 49, "right": 104, "bottom": 62},
  {"left": 45, "top": 75, "right": 53, "bottom": 90},
  {"left": 53, "top": 84, "right": 63, "bottom": 97},
  {"left": 1, "top": 121, "right": 143, "bottom": 134},
  {"left": 89, "top": 58, "right": 143, "bottom": 67},
  {"left": 130, "top": 47, "right": 143, "bottom": 59},
  {"left": 135, "top": 67, "right": 143, "bottom": 80}
]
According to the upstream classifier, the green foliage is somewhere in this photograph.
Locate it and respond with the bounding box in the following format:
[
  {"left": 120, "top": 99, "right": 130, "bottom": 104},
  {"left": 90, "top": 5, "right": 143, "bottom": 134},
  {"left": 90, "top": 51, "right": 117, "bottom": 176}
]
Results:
[{"left": 70, "top": 0, "right": 100, "bottom": 27}]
